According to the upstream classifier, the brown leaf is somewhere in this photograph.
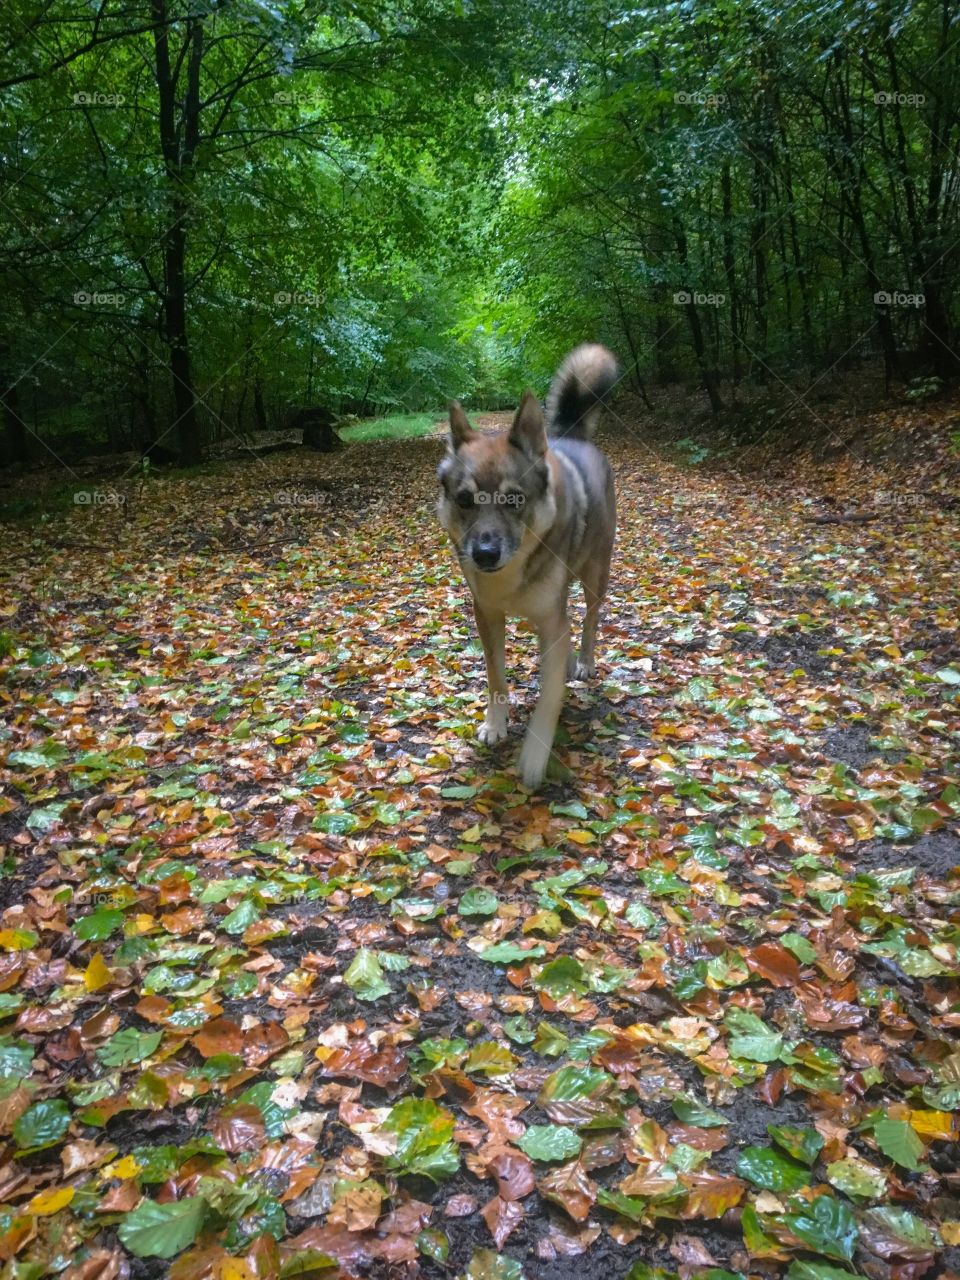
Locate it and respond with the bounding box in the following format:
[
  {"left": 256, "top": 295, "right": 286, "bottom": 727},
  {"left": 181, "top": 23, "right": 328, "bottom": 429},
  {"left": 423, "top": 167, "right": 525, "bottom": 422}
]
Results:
[
  {"left": 444, "top": 1194, "right": 478, "bottom": 1217},
  {"left": 462, "top": 1090, "right": 528, "bottom": 1139},
  {"left": 192, "top": 1017, "right": 243, "bottom": 1058},
  {"left": 0, "top": 1085, "right": 31, "bottom": 1136},
  {"left": 242, "top": 1019, "right": 289, "bottom": 1067},
  {"left": 62, "top": 1139, "right": 117, "bottom": 1176},
  {"left": 746, "top": 942, "right": 801, "bottom": 987},
  {"left": 536, "top": 1219, "right": 601, "bottom": 1259},
  {"left": 538, "top": 1161, "right": 597, "bottom": 1223},
  {"left": 80, "top": 1008, "right": 120, "bottom": 1049},
  {"left": 209, "top": 1103, "right": 266, "bottom": 1154},
  {"left": 327, "top": 1181, "right": 383, "bottom": 1232},
  {"left": 62, "top": 1248, "right": 124, "bottom": 1280},
  {"left": 486, "top": 1149, "right": 536, "bottom": 1201},
  {"left": 481, "top": 1194, "right": 524, "bottom": 1248},
  {"left": 678, "top": 1171, "right": 747, "bottom": 1219},
  {"left": 98, "top": 1181, "right": 141, "bottom": 1213},
  {"left": 322, "top": 1039, "right": 406, "bottom": 1086}
]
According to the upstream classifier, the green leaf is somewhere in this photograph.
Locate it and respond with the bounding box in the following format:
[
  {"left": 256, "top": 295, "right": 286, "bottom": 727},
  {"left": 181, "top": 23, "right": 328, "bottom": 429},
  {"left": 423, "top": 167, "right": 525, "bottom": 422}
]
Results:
[
  {"left": 825, "top": 1158, "right": 886, "bottom": 1199},
  {"left": 222, "top": 897, "right": 261, "bottom": 935},
  {"left": 73, "top": 908, "right": 124, "bottom": 941},
  {"left": 464, "top": 1041, "right": 518, "bottom": 1076},
  {"left": 597, "top": 1188, "right": 649, "bottom": 1222},
  {"left": 13, "top": 1099, "right": 71, "bottom": 1152},
  {"left": 465, "top": 1251, "right": 525, "bottom": 1280},
  {"left": 861, "top": 1206, "right": 934, "bottom": 1250},
  {"left": 533, "top": 1022, "right": 572, "bottom": 1057},
  {"left": 786, "top": 1264, "right": 860, "bottom": 1280},
  {"left": 535, "top": 954, "right": 586, "bottom": 996},
  {"left": 935, "top": 666, "right": 960, "bottom": 684},
  {"left": 417, "top": 1229, "right": 449, "bottom": 1262},
  {"left": 735, "top": 1146, "right": 810, "bottom": 1192},
  {"left": 780, "top": 932, "right": 817, "bottom": 964},
  {"left": 724, "top": 1007, "right": 783, "bottom": 1063},
  {"left": 785, "top": 1195, "right": 859, "bottom": 1261},
  {"left": 458, "top": 886, "right": 499, "bottom": 917},
  {"left": 625, "top": 901, "right": 658, "bottom": 930},
  {"left": 768, "top": 1124, "right": 824, "bottom": 1166},
  {"left": 0, "top": 1039, "right": 34, "bottom": 1081},
  {"left": 671, "top": 1094, "right": 727, "bottom": 1127},
  {"left": 538, "top": 1064, "right": 621, "bottom": 1128},
  {"left": 872, "top": 1117, "right": 924, "bottom": 1171},
  {"left": 502, "top": 1016, "right": 536, "bottom": 1045},
  {"left": 344, "top": 948, "right": 391, "bottom": 1002},
  {"left": 625, "top": 1266, "right": 679, "bottom": 1280},
  {"left": 517, "top": 1124, "right": 582, "bottom": 1162},
  {"left": 384, "top": 1098, "right": 460, "bottom": 1181},
  {"left": 479, "top": 941, "right": 545, "bottom": 964},
  {"left": 96, "top": 1028, "right": 163, "bottom": 1067},
  {"left": 117, "top": 1196, "right": 208, "bottom": 1258}
]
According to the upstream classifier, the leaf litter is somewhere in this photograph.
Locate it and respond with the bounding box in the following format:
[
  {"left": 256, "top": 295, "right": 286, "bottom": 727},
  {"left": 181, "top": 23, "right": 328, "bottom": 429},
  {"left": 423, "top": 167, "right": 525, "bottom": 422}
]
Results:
[{"left": 0, "top": 430, "right": 958, "bottom": 1279}]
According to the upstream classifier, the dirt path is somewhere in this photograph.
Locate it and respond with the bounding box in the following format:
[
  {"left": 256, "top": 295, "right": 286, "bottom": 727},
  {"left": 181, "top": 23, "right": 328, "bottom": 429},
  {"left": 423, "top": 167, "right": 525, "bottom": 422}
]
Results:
[{"left": 0, "top": 432, "right": 958, "bottom": 1279}]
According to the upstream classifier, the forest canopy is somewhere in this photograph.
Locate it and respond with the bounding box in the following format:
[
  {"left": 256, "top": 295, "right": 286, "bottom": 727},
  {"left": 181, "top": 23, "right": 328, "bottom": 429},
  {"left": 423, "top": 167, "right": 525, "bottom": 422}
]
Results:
[{"left": 2, "top": 0, "right": 958, "bottom": 464}]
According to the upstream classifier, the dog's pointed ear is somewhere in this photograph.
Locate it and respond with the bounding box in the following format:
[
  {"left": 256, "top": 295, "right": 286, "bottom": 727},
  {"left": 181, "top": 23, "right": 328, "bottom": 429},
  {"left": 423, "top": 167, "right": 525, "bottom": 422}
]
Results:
[
  {"left": 509, "top": 390, "right": 546, "bottom": 456},
  {"left": 448, "top": 400, "right": 475, "bottom": 450}
]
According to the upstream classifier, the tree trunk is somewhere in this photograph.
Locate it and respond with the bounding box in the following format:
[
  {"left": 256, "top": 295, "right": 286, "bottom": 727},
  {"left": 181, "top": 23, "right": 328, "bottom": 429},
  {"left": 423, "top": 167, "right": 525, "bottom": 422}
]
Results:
[
  {"left": 152, "top": 0, "right": 202, "bottom": 465},
  {"left": 0, "top": 344, "right": 28, "bottom": 465}
]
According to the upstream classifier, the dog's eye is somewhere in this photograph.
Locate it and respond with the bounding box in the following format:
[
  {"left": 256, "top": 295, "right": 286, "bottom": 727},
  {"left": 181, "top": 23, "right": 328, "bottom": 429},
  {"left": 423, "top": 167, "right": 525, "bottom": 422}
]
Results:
[{"left": 455, "top": 489, "right": 474, "bottom": 509}]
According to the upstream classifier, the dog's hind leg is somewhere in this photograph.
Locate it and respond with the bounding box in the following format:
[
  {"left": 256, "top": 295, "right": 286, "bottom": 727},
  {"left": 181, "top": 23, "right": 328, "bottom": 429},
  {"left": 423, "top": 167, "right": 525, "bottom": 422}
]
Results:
[
  {"left": 518, "top": 610, "right": 570, "bottom": 788},
  {"left": 474, "top": 603, "right": 508, "bottom": 745},
  {"left": 574, "top": 555, "right": 610, "bottom": 679}
]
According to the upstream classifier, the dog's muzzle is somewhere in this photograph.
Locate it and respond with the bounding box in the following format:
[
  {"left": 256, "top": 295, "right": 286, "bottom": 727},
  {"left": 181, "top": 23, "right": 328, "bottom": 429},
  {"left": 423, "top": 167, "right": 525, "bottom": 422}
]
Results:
[{"left": 469, "top": 531, "right": 503, "bottom": 572}]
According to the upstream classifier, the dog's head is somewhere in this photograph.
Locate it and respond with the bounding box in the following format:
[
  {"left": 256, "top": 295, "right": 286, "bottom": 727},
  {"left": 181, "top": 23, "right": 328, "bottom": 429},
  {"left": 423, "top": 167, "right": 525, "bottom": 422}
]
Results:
[{"left": 437, "top": 392, "right": 555, "bottom": 573}]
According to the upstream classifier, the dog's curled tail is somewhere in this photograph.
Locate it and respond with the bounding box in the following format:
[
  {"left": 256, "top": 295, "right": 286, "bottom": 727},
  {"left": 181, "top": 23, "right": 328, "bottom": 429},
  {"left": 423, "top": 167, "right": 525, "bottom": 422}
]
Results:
[{"left": 546, "top": 343, "right": 619, "bottom": 440}]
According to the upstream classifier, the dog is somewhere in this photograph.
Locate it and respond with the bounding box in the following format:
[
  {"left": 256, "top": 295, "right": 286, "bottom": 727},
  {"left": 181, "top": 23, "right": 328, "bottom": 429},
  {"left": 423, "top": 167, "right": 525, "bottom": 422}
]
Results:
[{"left": 437, "top": 343, "right": 618, "bottom": 788}]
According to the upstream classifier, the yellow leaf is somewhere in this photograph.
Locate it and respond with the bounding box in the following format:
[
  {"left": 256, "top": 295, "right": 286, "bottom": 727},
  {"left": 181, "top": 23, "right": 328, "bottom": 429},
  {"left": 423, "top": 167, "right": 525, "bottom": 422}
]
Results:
[
  {"left": 130, "top": 913, "right": 157, "bottom": 935},
  {"left": 941, "top": 1222, "right": 960, "bottom": 1246},
  {"left": 216, "top": 1260, "right": 257, "bottom": 1280},
  {"left": 462, "top": 825, "right": 482, "bottom": 842},
  {"left": 84, "top": 953, "right": 112, "bottom": 992},
  {"left": 566, "top": 829, "right": 595, "bottom": 845},
  {"left": 105, "top": 1155, "right": 141, "bottom": 1179},
  {"left": 27, "top": 1186, "right": 74, "bottom": 1216},
  {"left": 0, "top": 929, "right": 36, "bottom": 951},
  {"left": 909, "top": 1109, "right": 956, "bottom": 1139},
  {"left": 882, "top": 644, "right": 902, "bottom": 659}
]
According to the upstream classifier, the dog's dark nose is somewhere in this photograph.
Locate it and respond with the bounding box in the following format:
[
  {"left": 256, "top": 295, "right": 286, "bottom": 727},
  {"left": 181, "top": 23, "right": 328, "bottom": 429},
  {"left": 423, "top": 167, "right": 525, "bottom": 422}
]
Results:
[{"left": 471, "top": 533, "right": 501, "bottom": 570}]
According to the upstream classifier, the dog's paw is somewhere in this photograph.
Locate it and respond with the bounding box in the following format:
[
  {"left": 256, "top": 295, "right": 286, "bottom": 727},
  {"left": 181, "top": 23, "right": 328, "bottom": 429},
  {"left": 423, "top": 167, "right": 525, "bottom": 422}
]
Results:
[
  {"left": 518, "top": 731, "right": 551, "bottom": 789},
  {"left": 573, "top": 659, "right": 597, "bottom": 680},
  {"left": 478, "top": 717, "right": 508, "bottom": 746}
]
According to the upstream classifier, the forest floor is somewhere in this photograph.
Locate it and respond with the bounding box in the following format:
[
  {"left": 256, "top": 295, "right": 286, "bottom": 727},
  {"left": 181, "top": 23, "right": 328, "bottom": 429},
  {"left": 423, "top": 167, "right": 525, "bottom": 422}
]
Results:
[{"left": 1, "top": 408, "right": 959, "bottom": 1280}]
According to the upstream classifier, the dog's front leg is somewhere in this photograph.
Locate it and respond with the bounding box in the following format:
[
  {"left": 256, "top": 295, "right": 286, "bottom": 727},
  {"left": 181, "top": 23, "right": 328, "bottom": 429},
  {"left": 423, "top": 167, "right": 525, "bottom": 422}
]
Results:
[
  {"left": 474, "top": 603, "right": 508, "bottom": 745},
  {"left": 518, "top": 610, "right": 570, "bottom": 788}
]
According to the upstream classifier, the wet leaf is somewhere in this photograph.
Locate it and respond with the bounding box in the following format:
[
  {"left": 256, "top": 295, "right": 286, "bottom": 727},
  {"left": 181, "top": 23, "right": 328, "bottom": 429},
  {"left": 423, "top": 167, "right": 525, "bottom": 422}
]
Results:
[{"left": 517, "top": 1125, "right": 582, "bottom": 1162}]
